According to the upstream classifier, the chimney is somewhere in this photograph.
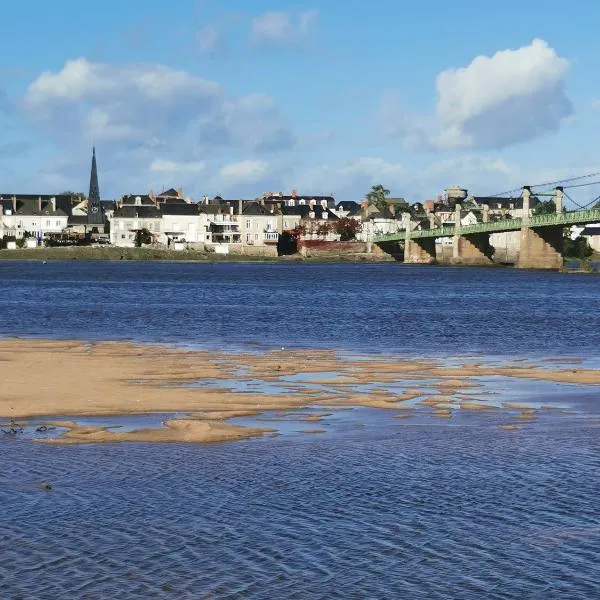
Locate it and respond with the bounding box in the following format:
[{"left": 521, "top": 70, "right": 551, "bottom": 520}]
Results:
[
  {"left": 260, "top": 197, "right": 265, "bottom": 206},
  {"left": 51, "top": 197, "right": 56, "bottom": 212},
  {"left": 12, "top": 195, "right": 16, "bottom": 212},
  {"left": 229, "top": 206, "right": 234, "bottom": 216},
  {"left": 238, "top": 199, "right": 243, "bottom": 216},
  {"left": 38, "top": 196, "right": 42, "bottom": 212},
  {"left": 291, "top": 189, "right": 298, "bottom": 198}
]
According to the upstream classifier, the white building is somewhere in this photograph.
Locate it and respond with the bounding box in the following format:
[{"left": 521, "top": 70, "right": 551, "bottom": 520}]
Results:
[
  {"left": 241, "top": 202, "right": 280, "bottom": 246},
  {"left": 0, "top": 197, "right": 68, "bottom": 240},
  {"left": 158, "top": 202, "right": 205, "bottom": 245},
  {"left": 109, "top": 204, "right": 162, "bottom": 247}
]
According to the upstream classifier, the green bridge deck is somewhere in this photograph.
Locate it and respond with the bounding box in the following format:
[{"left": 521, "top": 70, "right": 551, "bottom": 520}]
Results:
[{"left": 374, "top": 209, "right": 600, "bottom": 243}]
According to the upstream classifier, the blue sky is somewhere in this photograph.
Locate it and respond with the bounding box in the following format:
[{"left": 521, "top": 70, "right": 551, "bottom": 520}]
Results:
[{"left": 2, "top": 0, "right": 600, "bottom": 203}]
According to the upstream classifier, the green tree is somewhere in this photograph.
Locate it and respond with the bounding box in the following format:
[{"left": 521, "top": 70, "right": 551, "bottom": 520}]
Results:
[
  {"left": 135, "top": 228, "right": 152, "bottom": 247},
  {"left": 533, "top": 200, "right": 556, "bottom": 215},
  {"left": 333, "top": 217, "right": 362, "bottom": 241},
  {"left": 59, "top": 191, "right": 86, "bottom": 200},
  {"left": 563, "top": 233, "right": 593, "bottom": 259},
  {"left": 366, "top": 185, "right": 390, "bottom": 212}
]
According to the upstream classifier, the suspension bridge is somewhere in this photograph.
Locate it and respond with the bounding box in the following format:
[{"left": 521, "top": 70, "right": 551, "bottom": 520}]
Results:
[{"left": 374, "top": 173, "right": 600, "bottom": 270}]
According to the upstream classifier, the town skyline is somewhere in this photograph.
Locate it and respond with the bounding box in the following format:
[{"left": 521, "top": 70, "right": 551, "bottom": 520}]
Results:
[{"left": 2, "top": 1, "right": 600, "bottom": 202}]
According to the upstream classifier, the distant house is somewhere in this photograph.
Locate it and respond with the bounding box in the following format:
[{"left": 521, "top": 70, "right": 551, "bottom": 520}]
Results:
[
  {"left": 110, "top": 205, "right": 161, "bottom": 247},
  {"left": 261, "top": 191, "right": 336, "bottom": 210},
  {"left": 159, "top": 202, "right": 203, "bottom": 245},
  {"left": 578, "top": 224, "right": 600, "bottom": 252},
  {"left": 119, "top": 194, "right": 155, "bottom": 207},
  {"left": 198, "top": 204, "right": 241, "bottom": 245},
  {"left": 241, "top": 202, "right": 280, "bottom": 246},
  {"left": 334, "top": 201, "right": 361, "bottom": 218},
  {"left": 355, "top": 205, "right": 401, "bottom": 241},
  {"left": 280, "top": 205, "right": 340, "bottom": 240},
  {"left": 471, "top": 196, "right": 539, "bottom": 218},
  {"left": 0, "top": 196, "right": 68, "bottom": 240}
]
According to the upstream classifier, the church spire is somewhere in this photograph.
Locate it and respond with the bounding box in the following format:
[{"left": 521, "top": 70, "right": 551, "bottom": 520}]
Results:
[{"left": 87, "top": 146, "right": 103, "bottom": 225}]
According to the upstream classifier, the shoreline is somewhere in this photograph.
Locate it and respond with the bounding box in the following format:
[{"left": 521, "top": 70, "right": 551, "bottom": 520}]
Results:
[
  {"left": 0, "top": 246, "right": 395, "bottom": 263},
  {"left": 0, "top": 247, "right": 596, "bottom": 271},
  {"left": 1, "top": 338, "right": 599, "bottom": 444}
]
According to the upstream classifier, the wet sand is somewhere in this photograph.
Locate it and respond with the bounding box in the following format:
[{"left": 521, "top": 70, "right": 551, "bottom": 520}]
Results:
[{"left": 1, "top": 338, "right": 599, "bottom": 444}]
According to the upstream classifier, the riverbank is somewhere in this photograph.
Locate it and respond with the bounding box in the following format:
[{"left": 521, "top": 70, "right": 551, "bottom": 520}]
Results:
[
  {"left": 1, "top": 338, "right": 599, "bottom": 444},
  {"left": 0, "top": 246, "right": 394, "bottom": 262}
]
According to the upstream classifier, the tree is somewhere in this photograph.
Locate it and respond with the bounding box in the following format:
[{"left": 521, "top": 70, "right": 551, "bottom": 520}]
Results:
[
  {"left": 564, "top": 233, "right": 593, "bottom": 259},
  {"left": 59, "top": 191, "right": 86, "bottom": 200},
  {"left": 533, "top": 200, "right": 556, "bottom": 215},
  {"left": 316, "top": 223, "right": 331, "bottom": 239},
  {"left": 135, "top": 228, "right": 152, "bottom": 247},
  {"left": 333, "top": 217, "right": 361, "bottom": 241},
  {"left": 366, "top": 185, "right": 390, "bottom": 212}
]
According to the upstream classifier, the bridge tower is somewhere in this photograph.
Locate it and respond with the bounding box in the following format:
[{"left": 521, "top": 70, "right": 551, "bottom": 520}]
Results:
[{"left": 516, "top": 186, "right": 563, "bottom": 270}]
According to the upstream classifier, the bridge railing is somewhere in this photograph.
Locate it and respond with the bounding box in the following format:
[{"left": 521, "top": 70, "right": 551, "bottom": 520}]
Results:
[{"left": 373, "top": 208, "right": 600, "bottom": 243}]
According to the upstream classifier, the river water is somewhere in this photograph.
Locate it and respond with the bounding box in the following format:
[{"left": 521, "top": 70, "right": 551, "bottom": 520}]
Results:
[{"left": 0, "top": 261, "right": 599, "bottom": 599}]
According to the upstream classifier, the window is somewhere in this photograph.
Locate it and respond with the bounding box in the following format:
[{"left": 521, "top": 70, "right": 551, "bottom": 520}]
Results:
[
  {"left": 246, "top": 233, "right": 251, "bottom": 242},
  {"left": 255, "top": 233, "right": 259, "bottom": 240},
  {"left": 321, "top": 200, "right": 327, "bottom": 207},
  {"left": 246, "top": 219, "right": 251, "bottom": 229},
  {"left": 322, "top": 213, "right": 328, "bottom": 220},
  {"left": 284, "top": 220, "right": 288, "bottom": 228},
  {"left": 56, "top": 220, "right": 61, "bottom": 226},
  {"left": 46, "top": 220, "right": 51, "bottom": 227},
  {"left": 255, "top": 222, "right": 259, "bottom": 229},
  {"left": 121, "top": 234, "right": 126, "bottom": 239},
  {"left": 299, "top": 199, "right": 306, "bottom": 206},
  {"left": 288, "top": 199, "right": 295, "bottom": 207}
]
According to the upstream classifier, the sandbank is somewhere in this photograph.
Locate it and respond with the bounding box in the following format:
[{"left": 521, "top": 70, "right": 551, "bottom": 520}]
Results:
[{"left": 1, "top": 337, "right": 598, "bottom": 444}]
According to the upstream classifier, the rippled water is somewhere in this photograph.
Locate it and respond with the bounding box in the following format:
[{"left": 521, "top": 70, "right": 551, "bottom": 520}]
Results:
[
  {"left": 1, "top": 260, "right": 600, "bottom": 355},
  {"left": 1, "top": 427, "right": 599, "bottom": 599},
  {"left": 1, "top": 261, "right": 599, "bottom": 598}
]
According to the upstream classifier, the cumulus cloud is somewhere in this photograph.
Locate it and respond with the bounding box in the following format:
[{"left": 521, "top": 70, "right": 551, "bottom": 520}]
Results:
[
  {"left": 150, "top": 159, "right": 205, "bottom": 173},
  {"left": 435, "top": 39, "right": 571, "bottom": 149},
  {"left": 218, "top": 159, "right": 269, "bottom": 183},
  {"left": 23, "top": 58, "right": 295, "bottom": 153},
  {"left": 380, "top": 39, "right": 573, "bottom": 151},
  {"left": 250, "top": 10, "right": 318, "bottom": 44}
]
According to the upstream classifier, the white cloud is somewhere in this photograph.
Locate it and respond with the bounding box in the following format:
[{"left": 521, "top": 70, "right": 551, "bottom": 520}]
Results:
[
  {"left": 436, "top": 39, "right": 571, "bottom": 149},
  {"left": 150, "top": 159, "right": 205, "bottom": 173},
  {"left": 380, "top": 39, "right": 573, "bottom": 151},
  {"left": 24, "top": 58, "right": 220, "bottom": 145},
  {"left": 294, "top": 155, "right": 518, "bottom": 201},
  {"left": 196, "top": 25, "right": 225, "bottom": 56},
  {"left": 251, "top": 10, "right": 318, "bottom": 44},
  {"left": 218, "top": 159, "right": 269, "bottom": 183}
]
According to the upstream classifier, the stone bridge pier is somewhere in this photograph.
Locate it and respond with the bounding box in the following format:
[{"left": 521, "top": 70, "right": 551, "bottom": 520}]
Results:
[
  {"left": 452, "top": 233, "right": 494, "bottom": 265},
  {"left": 516, "top": 186, "right": 564, "bottom": 270},
  {"left": 404, "top": 237, "right": 436, "bottom": 264},
  {"left": 516, "top": 226, "right": 563, "bottom": 269}
]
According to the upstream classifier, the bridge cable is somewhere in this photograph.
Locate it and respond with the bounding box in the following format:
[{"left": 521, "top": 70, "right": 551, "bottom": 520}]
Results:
[
  {"left": 563, "top": 191, "right": 599, "bottom": 211},
  {"left": 489, "top": 170, "right": 600, "bottom": 197}
]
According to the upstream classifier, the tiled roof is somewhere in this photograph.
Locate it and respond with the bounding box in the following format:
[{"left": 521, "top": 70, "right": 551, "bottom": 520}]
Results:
[
  {"left": 159, "top": 203, "right": 199, "bottom": 216},
  {"left": 112, "top": 206, "right": 161, "bottom": 218}
]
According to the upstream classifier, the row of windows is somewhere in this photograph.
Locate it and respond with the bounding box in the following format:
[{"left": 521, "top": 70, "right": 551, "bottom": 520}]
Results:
[{"left": 15, "top": 220, "right": 63, "bottom": 228}]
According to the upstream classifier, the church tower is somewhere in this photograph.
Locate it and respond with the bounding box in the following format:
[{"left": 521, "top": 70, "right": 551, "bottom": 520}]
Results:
[{"left": 87, "top": 147, "right": 104, "bottom": 225}]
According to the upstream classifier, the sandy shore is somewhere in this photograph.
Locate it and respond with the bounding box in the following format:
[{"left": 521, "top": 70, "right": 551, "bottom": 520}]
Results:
[{"left": 1, "top": 338, "right": 599, "bottom": 444}]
